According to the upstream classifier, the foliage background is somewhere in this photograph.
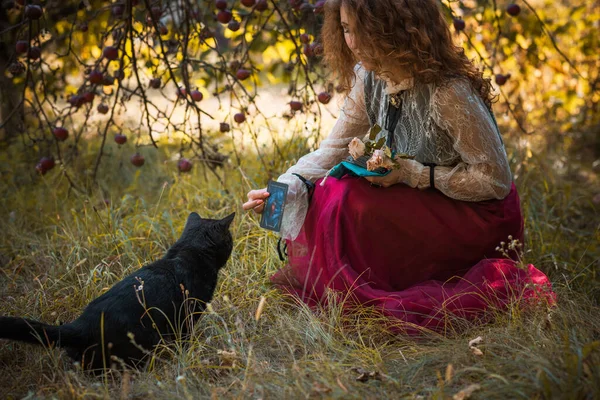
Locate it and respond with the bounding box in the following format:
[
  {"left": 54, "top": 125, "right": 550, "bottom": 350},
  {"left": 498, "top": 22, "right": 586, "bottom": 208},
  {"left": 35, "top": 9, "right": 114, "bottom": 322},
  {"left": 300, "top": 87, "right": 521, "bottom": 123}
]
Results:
[{"left": 0, "top": 0, "right": 598, "bottom": 398}]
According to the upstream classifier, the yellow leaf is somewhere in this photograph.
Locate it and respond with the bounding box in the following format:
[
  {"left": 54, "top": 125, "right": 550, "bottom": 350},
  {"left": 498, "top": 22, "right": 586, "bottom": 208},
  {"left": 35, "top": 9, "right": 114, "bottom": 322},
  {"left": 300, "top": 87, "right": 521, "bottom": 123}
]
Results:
[{"left": 453, "top": 384, "right": 481, "bottom": 400}]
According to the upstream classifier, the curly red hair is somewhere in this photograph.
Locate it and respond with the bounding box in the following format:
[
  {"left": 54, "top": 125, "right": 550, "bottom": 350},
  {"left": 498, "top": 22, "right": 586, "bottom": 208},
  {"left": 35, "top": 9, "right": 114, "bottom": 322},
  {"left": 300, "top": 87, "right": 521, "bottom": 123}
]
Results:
[{"left": 321, "top": 0, "right": 496, "bottom": 109}]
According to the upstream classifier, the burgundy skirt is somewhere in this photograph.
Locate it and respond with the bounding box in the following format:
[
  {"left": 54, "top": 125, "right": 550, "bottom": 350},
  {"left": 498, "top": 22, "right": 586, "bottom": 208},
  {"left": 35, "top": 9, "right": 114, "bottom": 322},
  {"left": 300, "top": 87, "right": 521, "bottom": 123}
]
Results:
[{"left": 273, "top": 176, "right": 555, "bottom": 333}]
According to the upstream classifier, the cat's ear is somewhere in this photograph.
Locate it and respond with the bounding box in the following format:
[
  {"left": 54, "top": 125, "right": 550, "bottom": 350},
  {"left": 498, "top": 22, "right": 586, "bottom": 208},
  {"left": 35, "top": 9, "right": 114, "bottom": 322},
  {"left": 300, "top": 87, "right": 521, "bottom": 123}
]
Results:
[
  {"left": 183, "top": 212, "right": 202, "bottom": 233},
  {"left": 219, "top": 212, "right": 235, "bottom": 230}
]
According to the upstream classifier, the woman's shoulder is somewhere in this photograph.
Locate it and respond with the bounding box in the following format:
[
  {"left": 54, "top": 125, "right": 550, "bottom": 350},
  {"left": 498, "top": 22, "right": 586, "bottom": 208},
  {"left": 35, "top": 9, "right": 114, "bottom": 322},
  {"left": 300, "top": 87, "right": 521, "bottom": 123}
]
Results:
[
  {"left": 431, "top": 75, "right": 473, "bottom": 94},
  {"left": 424, "top": 75, "right": 479, "bottom": 108}
]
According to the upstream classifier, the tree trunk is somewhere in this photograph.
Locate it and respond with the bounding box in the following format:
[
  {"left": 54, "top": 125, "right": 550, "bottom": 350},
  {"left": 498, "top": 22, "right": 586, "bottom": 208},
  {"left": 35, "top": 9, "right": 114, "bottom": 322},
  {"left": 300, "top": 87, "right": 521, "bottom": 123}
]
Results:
[{"left": 0, "top": 6, "right": 24, "bottom": 142}]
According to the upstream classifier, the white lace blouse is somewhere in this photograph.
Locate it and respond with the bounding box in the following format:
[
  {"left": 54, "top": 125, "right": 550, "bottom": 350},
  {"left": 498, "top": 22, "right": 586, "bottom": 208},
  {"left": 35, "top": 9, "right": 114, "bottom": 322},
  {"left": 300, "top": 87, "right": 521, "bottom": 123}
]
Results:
[{"left": 277, "top": 64, "right": 512, "bottom": 240}]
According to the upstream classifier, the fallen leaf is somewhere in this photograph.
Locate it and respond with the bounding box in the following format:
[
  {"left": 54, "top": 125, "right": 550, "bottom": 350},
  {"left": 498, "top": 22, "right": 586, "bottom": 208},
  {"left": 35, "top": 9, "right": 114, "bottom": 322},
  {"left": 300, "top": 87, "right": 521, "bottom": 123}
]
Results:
[
  {"left": 312, "top": 382, "right": 331, "bottom": 393},
  {"left": 468, "top": 336, "right": 483, "bottom": 347},
  {"left": 217, "top": 349, "right": 237, "bottom": 367},
  {"left": 453, "top": 383, "right": 481, "bottom": 400},
  {"left": 351, "top": 367, "right": 383, "bottom": 382},
  {"left": 470, "top": 346, "right": 484, "bottom": 356},
  {"left": 255, "top": 296, "right": 266, "bottom": 321}
]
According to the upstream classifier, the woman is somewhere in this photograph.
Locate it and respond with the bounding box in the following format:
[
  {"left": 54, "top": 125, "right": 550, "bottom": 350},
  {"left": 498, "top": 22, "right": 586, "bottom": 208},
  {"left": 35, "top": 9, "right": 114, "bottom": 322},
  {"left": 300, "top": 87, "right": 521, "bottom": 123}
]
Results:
[{"left": 243, "top": 0, "right": 554, "bottom": 332}]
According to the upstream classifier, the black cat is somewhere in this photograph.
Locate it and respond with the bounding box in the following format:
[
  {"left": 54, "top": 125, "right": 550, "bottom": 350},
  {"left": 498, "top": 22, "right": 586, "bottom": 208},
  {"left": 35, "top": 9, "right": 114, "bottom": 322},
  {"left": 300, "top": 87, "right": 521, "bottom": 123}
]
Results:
[{"left": 0, "top": 212, "right": 235, "bottom": 370}]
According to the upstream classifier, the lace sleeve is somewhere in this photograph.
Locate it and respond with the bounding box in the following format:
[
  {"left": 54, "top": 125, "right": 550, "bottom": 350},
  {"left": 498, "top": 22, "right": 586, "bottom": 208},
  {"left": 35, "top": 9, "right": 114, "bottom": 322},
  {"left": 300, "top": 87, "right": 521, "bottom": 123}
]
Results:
[
  {"left": 277, "top": 64, "right": 371, "bottom": 239},
  {"left": 415, "top": 78, "right": 512, "bottom": 201}
]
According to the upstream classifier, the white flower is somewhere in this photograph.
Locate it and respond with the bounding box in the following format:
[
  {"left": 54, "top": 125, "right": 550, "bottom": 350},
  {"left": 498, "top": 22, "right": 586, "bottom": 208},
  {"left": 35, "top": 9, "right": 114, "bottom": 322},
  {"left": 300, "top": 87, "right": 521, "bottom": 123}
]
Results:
[
  {"left": 348, "top": 137, "right": 366, "bottom": 160},
  {"left": 367, "top": 149, "right": 394, "bottom": 171}
]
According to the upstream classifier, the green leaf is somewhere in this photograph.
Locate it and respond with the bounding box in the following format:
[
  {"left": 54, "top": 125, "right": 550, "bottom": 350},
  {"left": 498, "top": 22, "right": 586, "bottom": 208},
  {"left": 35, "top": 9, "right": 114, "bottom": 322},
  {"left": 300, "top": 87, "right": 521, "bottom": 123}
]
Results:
[
  {"left": 369, "top": 124, "right": 382, "bottom": 141},
  {"left": 374, "top": 137, "right": 385, "bottom": 149},
  {"left": 383, "top": 146, "right": 392, "bottom": 158}
]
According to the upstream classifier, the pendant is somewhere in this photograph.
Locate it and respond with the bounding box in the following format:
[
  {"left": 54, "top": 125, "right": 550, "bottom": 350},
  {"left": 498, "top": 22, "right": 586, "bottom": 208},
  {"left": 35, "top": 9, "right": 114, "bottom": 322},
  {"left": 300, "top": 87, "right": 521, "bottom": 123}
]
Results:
[{"left": 389, "top": 93, "right": 401, "bottom": 108}]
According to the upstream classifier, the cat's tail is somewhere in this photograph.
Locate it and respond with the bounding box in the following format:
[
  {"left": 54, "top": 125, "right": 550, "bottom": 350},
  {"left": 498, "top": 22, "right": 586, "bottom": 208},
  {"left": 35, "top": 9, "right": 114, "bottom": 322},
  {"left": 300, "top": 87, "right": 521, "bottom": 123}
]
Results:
[{"left": 0, "top": 316, "right": 84, "bottom": 348}]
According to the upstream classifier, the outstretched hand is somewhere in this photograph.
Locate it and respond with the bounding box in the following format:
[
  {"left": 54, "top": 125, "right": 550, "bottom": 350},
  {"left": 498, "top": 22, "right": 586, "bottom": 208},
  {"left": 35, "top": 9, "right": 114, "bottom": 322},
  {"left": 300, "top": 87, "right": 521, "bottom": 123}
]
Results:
[{"left": 242, "top": 188, "right": 270, "bottom": 214}]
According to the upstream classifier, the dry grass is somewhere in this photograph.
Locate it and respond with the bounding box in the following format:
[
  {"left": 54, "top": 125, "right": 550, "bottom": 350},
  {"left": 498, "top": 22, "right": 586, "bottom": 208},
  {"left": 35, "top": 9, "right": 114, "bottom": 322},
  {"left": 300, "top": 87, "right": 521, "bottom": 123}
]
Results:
[{"left": 0, "top": 131, "right": 598, "bottom": 399}]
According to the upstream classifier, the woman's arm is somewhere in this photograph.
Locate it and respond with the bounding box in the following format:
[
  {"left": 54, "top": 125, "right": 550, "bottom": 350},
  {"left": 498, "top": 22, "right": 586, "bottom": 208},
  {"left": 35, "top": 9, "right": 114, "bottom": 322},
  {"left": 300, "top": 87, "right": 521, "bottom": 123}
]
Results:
[
  {"left": 416, "top": 78, "right": 512, "bottom": 201},
  {"left": 277, "top": 64, "right": 371, "bottom": 239}
]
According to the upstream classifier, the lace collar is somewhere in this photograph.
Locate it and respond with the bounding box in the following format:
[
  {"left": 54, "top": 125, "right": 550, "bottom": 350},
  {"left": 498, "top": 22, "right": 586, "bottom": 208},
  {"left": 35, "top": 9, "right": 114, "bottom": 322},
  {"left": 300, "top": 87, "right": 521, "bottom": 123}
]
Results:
[{"left": 383, "top": 76, "right": 415, "bottom": 94}]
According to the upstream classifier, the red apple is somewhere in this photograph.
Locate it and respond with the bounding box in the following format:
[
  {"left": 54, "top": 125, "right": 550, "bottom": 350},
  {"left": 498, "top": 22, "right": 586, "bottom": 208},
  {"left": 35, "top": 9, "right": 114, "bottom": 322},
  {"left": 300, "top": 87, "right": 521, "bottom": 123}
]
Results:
[
  {"left": 255, "top": 0, "right": 268, "bottom": 11},
  {"left": 28, "top": 46, "right": 41, "bottom": 60},
  {"left": 68, "top": 95, "right": 83, "bottom": 107},
  {"left": 241, "top": 0, "right": 255, "bottom": 7},
  {"left": 507, "top": 3, "right": 521, "bottom": 16},
  {"left": 130, "top": 153, "right": 145, "bottom": 167},
  {"left": 82, "top": 92, "right": 95, "bottom": 103},
  {"left": 290, "top": 101, "right": 303, "bottom": 111},
  {"left": 220, "top": 122, "right": 230, "bottom": 132},
  {"left": 149, "top": 78, "right": 161, "bottom": 88},
  {"left": 495, "top": 73, "right": 510, "bottom": 86},
  {"left": 97, "top": 104, "right": 109, "bottom": 114},
  {"left": 299, "top": 33, "right": 310, "bottom": 44},
  {"left": 112, "top": 4, "right": 124, "bottom": 17},
  {"left": 314, "top": 0, "right": 325, "bottom": 14},
  {"left": 102, "top": 46, "right": 119, "bottom": 60},
  {"left": 89, "top": 71, "right": 103, "bottom": 85},
  {"left": 228, "top": 20, "right": 240, "bottom": 32},
  {"left": 234, "top": 112, "right": 246, "bottom": 123},
  {"left": 236, "top": 69, "right": 251, "bottom": 80},
  {"left": 453, "top": 18, "right": 465, "bottom": 31},
  {"left": 114, "top": 134, "right": 127, "bottom": 144},
  {"left": 178, "top": 158, "right": 193, "bottom": 172},
  {"left": 36, "top": 157, "right": 55, "bottom": 174},
  {"left": 178, "top": 87, "right": 187, "bottom": 98},
  {"left": 53, "top": 127, "right": 68, "bottom": 141},
  {"left": 15, "top": 40, "right": 28, "bottom": 54},
  {"left": 312, "top": 43, "right": 323, "bottom": 56},
  {"left": 25, "top": 5, "right": 43, "bottom": 20},
  {"left": 103, "top": 75, "right": 115, "bottom": 86},
  {"left": 303, "top": 44, "right": 313, "bottom": 57},
  {"left": 215, "top": 0, "right": 227, "bottom": 10},
  {"left": 191, "top": 90, "right": 203, "bottom": 102},
  {"left": 151, "top": 6, "right": 162, "bottom": 18},
  {"left": 8, "top": 62, "right": 25, "bottom": 76},
  {"left": 217, "top": 10, "right": 232, "bottom": 24},
  {"left": 317, "top": 92, "right": 331, "bottom": 104},
  {"left": 289, "top": 0, "right": 303, "bottom": 10},
  {"left": 289, "top": 101, "right": 303, "bottom": 111}
]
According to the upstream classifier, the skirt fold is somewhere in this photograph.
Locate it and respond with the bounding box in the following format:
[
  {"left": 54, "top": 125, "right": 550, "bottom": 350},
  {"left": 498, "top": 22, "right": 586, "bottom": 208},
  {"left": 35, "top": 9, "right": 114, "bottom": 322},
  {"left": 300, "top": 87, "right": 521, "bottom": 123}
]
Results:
[{"left": 273, "top": 177, "right": 554, "bottom": 332}]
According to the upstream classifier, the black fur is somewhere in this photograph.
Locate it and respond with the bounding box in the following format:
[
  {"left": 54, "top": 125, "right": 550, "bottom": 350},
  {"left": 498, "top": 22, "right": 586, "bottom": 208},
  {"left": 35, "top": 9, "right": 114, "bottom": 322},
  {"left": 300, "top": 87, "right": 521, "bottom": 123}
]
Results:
[{"left": 0, "top": 212, "right": 235, "bottom": 370}]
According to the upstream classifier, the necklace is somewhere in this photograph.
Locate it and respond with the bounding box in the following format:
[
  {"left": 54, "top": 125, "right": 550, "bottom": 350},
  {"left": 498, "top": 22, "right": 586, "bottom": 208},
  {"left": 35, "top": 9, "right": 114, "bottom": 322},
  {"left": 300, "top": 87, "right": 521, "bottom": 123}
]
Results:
[{"left": 389, "top": 92, "right": 402, "bottom": 108}]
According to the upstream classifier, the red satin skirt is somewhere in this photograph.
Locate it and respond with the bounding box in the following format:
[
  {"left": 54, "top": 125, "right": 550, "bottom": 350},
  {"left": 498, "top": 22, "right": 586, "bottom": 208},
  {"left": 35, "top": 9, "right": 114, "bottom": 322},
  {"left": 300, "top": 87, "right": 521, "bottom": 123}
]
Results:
[{"left": 273, "top": 176, "right": 555, "bottom": 334}]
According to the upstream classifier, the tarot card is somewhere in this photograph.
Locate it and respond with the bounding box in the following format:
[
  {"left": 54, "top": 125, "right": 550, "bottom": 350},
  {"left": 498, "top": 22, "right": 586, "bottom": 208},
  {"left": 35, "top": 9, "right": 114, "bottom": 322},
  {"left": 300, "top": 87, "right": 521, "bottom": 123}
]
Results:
[{"left": 260, "top": 181, "right": 288, "bottom": 232}]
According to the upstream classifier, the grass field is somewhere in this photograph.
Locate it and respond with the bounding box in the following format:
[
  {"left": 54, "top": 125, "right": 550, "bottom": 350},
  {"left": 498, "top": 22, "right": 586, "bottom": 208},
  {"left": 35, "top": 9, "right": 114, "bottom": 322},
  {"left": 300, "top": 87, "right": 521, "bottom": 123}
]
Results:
[{"left": 0, "top": 128, "right": 598, "bottom": 399}]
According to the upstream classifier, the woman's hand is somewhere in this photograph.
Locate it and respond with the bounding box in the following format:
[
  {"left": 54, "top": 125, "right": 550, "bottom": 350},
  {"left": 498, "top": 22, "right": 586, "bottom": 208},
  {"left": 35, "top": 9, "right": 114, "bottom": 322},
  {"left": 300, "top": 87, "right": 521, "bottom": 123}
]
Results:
[
  {"left": 364, "top": 158, "right": 424, "bottom": 188},
  {"left": 242, "top": 188, "right": 270, "bottom": 214},
  {"left": 364, "top": 169, "right": 405, "bottom": 188}
]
